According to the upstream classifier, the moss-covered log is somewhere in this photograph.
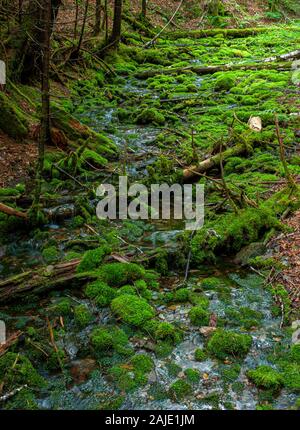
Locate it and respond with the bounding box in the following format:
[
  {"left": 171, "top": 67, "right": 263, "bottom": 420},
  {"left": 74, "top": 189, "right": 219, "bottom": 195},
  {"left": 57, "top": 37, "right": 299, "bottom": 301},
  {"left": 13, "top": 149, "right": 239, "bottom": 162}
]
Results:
[
  {"left": 0, "top": 92, "right": 29, "bottom": 138},
  {"left": 183, "top": 144, "right": 248, "bottom": 181},
  {"left": 135, "top": 60, "right": 294, "bottom": 79},
  {"left": 0, "top": 259, "right": 97, "bottom": 303}
]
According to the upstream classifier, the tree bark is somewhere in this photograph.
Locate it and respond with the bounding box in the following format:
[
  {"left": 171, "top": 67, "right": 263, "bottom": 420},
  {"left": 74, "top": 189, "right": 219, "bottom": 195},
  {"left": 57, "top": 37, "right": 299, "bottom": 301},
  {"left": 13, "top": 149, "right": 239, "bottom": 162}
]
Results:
[
  {"left": 31, "top": 0, "right": 51, "bottom": 222},
  {"left": 141, "top": 0, "right": 147, "bottom": 18},
  {"left": 94, "top": 0, "right": 101, "bottom": 36},
  {"left": 109, "top": 0, "right": 122, "bottom": 47},
  {"left": 72, "top": 0, "right": 89, "bottom": 58},
  {"left": 183, "top": 144, "right": 248, "bottom": 181}
]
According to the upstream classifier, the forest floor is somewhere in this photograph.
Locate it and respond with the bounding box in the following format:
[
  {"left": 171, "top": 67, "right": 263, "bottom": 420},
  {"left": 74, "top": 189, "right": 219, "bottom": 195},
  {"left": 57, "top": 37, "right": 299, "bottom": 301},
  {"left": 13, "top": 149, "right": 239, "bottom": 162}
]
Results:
[{"left": 0, "top": 11, "right": 300, "bottom": 411}]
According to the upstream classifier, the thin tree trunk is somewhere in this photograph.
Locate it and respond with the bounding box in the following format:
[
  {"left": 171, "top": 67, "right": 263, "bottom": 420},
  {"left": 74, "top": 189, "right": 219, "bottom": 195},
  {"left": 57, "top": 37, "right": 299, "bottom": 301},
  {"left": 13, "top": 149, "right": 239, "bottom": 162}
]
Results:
[
  {"left": 141, "top": 0, "right": 147, "bottom": 18},
  {"left": 104, "top": 0, "right": 108, "bottom": 42},
  {"left": 74, "top": 0, "right": 79, "bottom": 38},
  {"left": 73, "top": 0, "right": 89, "bottom": 58},
  {"left": 94, "top": 0, "right": 101, "bottom": 36},
  {"left": 31, "top": 0, "right": 51, "bottom": 222},
  {"left": 18, "top": 0, "right": 23, "bottom": 24},
  {"left": 109, "top": 0, "right": 122, "bottom": 47}
]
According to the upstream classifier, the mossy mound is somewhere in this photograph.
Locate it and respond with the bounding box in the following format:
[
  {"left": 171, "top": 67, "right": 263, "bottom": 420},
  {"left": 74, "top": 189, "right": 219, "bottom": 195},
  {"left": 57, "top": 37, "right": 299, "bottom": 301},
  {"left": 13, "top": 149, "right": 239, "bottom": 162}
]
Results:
[
  {"left": 194, "top": 348, "right": 207, "bottom": 362},
  {"left": 0, "top": 352, "right": 45, "bottom": 392},
  {"left": 154, "top": 322, "right": 182, "bottom": 344},
  {"left": 98, "top": 262, "right": 146, "bottom": 287},
  {"left": 76, "top": 245, "right": 111, "bottom": 273},
  {"left": 184, "top": 368, "right": 200, "bottom": 383},
  {"left": 0, "top": 92, "right": 29, "bottom": 138},
  {"left": 85, "top": 280, "right": 116, "bottom": 307},
  {"left": 136, "top": 108, "right": 165, "bottom": 125},
  {"left": 74, "top": 304, "right": 93, "bottom": 327},
  {"left": 247, "top": 365, "right": 283, "bottom": 391},
  {"left": 90, "top": 326, "right": 129, "bottom": 355},
  {"left": 189, "top": 306, "right": 210, "bottom": 326},
  {"left": 207, "top": 329, "right": 252, "bottom": 360},
  {"left": 111, "top": 294, "right": 155, "bottom": 327},
  {"left": 168, "top": 379, "right": 192, "bottom": 401}
]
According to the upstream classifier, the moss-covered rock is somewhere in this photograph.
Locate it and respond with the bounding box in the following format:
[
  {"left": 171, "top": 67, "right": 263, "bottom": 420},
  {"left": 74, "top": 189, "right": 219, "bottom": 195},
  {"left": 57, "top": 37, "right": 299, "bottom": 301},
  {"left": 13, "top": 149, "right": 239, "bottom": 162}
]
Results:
[
  {"left": 111, "top": 294, "right": 155, "bottom": 327},
  {"left": 85, "top": 280, "right": 116, "bottom": 307},
  {"left": 184, "top": 368, "right": 200, "bottom": 383},
  {"left": 76, "top": 245, "right": 111, "bottom": 273},
  {"left": 207, "top": 329, "right": 252, "bottom": 360},
  {"left": 168, "top": 379, "right": 192, "bottom": 401},
  {"left": 0, "top": 92, "right": 29, "bottom": 138},
  {"left": 74, "top": 304, "right": 93, "bottom": 327},
  {"left": 194, "top": 348, "right": 207, "bottom": 362},
  {"left": 0, "top": 352, "right": 45, "bottom": 392},
  {"left": 247, "top": 365, "right": 283, "bottom": 391},
  {"left": 136, "top": 108, "right": 165, "bottom": 125},
  {"left": 189, "top": 306, "right": 210, "bottom": 326},
  {"left": 214, "top": 74, "right": 235, "bottom": 91},
  {"left": 154, "top": 322, "right": 182, "bottom": 344},
  {"left": 99, "top": 262, "right": 146, "bottom": 287},
  {"left": 42, "top": 246, "right": 60, "bottom": 264},
  {"left": 90, "top": 326, "right": 129, "bottom": 354}
]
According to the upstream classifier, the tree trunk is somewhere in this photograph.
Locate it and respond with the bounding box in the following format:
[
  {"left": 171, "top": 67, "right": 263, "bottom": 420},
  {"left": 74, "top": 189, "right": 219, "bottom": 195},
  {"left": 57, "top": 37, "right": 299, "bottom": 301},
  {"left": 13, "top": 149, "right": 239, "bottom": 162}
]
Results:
[
  {"left": 94, "top": 0, "right": 101, "bottom": 36},
  {"left": 141, "top": 0, "right": 147, "bottom": 18},
  {"left": 74, "top": 0, "right": 79, "bottom": 38},
  {"left": 11, "top": 0, "right": 62, "bottom": 83},
  {"left": 109, "top": 0, "right": 122, "bottom": 47},
  {"left": 31, "top": 0, "right": 51, "bottom": 222},
  {"left": 72, "top": 0, "right": 89, "bottom": 59}
]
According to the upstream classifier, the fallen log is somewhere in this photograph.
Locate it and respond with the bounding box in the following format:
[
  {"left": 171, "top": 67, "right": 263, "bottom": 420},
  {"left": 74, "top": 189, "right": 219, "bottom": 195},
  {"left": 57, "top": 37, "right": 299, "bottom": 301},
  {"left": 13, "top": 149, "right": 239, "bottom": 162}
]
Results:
[
  {"left": 166, "top": 26, "right": 300, "bottom": 40},
  {"left": 183, "top": 144, "right": 247, "bottom": 181},
  {"left": 0, "top": 203, "right": 28, "bottom": 219},
  {"left": 135, "top": 60, "right": 293, "bottom": 79},
  {"left": 0, "top": 259, "right": 97, "bottom": 303}
]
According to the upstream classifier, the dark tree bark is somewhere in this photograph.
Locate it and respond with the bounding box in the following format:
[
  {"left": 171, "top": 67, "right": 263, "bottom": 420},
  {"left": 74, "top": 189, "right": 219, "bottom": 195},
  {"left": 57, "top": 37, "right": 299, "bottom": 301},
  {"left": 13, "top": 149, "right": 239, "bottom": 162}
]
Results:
[
  {"left": 94, "top": 0, "right": 101, "bottom": 36},
  {"left": 11, "top": 0, "right": 62, "bottom": 83},
  {"left": 141, "top": 0, "right": 147, "bottom": 19},
  {"left": 74, "top": 0, "right": 79, "bottom": 38},
  {"left": 31, "top": 0, "right": 51, "bottom": 222},
  {"left": 72, "top": 0, "right": 89, "bottom": 59},
  {"left": 109, "top": 0, "right": 122, "bottom": 47}
]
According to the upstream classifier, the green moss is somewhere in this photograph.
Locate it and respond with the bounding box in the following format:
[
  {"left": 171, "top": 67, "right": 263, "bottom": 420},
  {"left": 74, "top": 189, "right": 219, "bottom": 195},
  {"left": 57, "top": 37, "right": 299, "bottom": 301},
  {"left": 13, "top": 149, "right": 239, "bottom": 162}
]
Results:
[
  {"left": 48, "top": 298, "right": 72, "bottom": 316},
  {"left": 207, "top": 329, "right": 252, "bottom": 360},
  {"left": 111, "top": 294, "right": 155, "bottom": 327},
  {"left": 247, "top": 365, "right": 283, "bottom": 391},
  {"left": 214, "top": 74, "right": 235, "bottom": 91},
  {"left": 220, "top": 363, "right": 241, "bottom": 382},
  {"left": 174, "top": 288, "right": 190, "bottom": 302},
  {"left": 0, "top": 92, "right": 29, "bottom": 138},
  {"left": 154, "top": 322, "right": 182, "bottom": 344},
  {"left": 136, "top": 108, "right": 165, "bottom": 125},
  {"left": 184, "top": 368, "right": 200, "bottom": 383},
  {"left": 130, "top": 354, "right": 154, "bottom": 373},
  {"left": 0, "top": 353, "right": 45, "bottom": 391},
  {"left": 201, "top": 277, "right": 223, "bottom": 290},
  {"left": 46, "top": 349, "right": 66, "bottom": 371},
  {"left": 4, "top": 388, "right": 38, "bottom": 410},
  {"left": 194, "top": 348, "right": 207, "bottom": 362},
  {"left": 225, "top": 306, "right": 263, "bottom": 329},
  {"left": 76, "top": 245, "right": 111, "bottom": 273},
  {"left": 168, "top": 379, "right": 192, "bottom": 401},
  {"left": 290, "top": 344, "right": 300, "bottom": 364},
  {"left": 70, "top": 215, "right": 85, "bottom": 229},
  {"left": 90, "top": 326, "right": 128, "bottom": 354},
  {"left": 85, "top": 280, "right": 116, "bottom": 307},
  {"left": 74, "top": 304, "right": 93, "bottom": 327},
  {"left": 99, "top": 262, "right": 145, "bottom": 287},
  {"left": 42, "top": 246, "right": 60, "bottom": 264},
  {"left": 189, "top": 306, "right": 210, "bottom": 326},
  {"left": 166, "top": 361, "right": 182, "bottom": 377},
  {"left": 281, "top": 363, "right": 300, "bottom": 392}
]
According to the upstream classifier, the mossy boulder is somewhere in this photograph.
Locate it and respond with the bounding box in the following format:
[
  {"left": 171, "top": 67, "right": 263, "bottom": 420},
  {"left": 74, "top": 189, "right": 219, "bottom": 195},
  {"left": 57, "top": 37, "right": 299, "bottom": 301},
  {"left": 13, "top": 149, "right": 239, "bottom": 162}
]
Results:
[
  {"left": 136, "top": 108, "right": 165, "bottom": 125},
  {"left": 194, "top": 348, "right": 207, "bottom": 362},
  {"left": 85, "top": 280, "right": 116, "bottom": 307},
  {"left": 42, "top": 246, "right": 60, "bottom": 264},
  {"left": 247, "top": 365, "right": 283, "bottom": 391},
  {"left": 189, "top": 306, "right": 210, "bottom": 326},
  {"left": 214, "top": 75, "right": 235, "bottom": 91},
  {"left": 90, "top": 326, "right": 129, "bottom": 354},
  {"left": 154, "top": 322, "right": 182, "bottom": 344},
  {"left": 174, "top": 288, "right": 190, "bottom": 302},
  {"left": 74, "top": 304, "right": 93, "bottom": 327},
  {"left": 76, "top": 245, "right": 111, "bottom": 273},
  {"left": 184, "top": 368, "right": 200, "bottom": 383},
  {"left": 99, "top": 262, "right": 146, "bottom": 287},
  {"left": 0, "top": 92, "right": 29, "bottom": 139},
  {"left": 111, "top": 294, "right": 155, "bottom": 327},
  {"left": 168, "top": 379, "right": 192, "bottom": 401},
  {"left": 0, "top": 352, "right": 45, "bottom": 392},
  {"left": 207, "top": 329, "right": 252, "bottom": 360}
]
